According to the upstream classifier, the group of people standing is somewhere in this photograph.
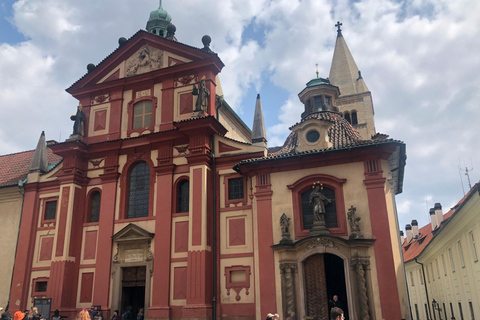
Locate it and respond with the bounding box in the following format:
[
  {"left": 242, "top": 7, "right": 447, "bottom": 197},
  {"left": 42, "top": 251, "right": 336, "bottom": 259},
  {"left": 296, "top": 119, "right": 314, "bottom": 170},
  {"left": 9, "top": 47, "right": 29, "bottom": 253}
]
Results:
[{"left": 1, "top": 307, "right": 46, "bottom": 320}]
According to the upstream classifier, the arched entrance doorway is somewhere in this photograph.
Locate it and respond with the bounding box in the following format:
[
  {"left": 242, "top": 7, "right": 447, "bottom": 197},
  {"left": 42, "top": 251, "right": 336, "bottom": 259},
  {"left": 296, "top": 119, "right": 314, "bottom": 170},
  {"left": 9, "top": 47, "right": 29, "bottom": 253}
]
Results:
[{"left": 303, "top": 253, "right": 348, "bottom": 320}]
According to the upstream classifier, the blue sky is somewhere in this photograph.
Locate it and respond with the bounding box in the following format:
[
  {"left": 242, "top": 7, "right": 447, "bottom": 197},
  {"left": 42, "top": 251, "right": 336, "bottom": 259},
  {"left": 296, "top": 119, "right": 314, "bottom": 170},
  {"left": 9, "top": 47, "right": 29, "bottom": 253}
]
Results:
[{"left": 0, "top": 0, "right": 479, "bottom": 233}]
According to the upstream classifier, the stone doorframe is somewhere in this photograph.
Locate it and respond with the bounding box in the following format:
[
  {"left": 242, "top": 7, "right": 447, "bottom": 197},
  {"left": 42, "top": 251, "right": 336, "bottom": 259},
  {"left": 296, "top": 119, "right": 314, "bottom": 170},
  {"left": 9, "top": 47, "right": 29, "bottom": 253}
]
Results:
[
  {"left": 272, "top": 235, "right": 376, "bottom": 320},
  {"left": 111, "top": 224, "right": 154, "bottom": 317}
]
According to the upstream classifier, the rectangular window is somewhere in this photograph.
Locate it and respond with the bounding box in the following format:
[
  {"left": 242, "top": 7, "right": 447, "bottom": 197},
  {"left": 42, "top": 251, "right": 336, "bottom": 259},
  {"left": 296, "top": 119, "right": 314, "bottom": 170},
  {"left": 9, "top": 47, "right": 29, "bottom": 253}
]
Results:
[
  {"left": 459, "top": 302, "right": 464, "bottom": 320},
  {"left": 425, "top": 304, "right": 429, "bottom": 320},
  {"left": 133, "top": 100, "right": 153, "bottom": 129},
  {"left": 35, "top": 281, "right": 47, "bottom": 292},
  {"left": 427, "top": 265, "right": 431, "bottom": 283},
  {"left": 431, "top": 264, "right": 435, "bottom": 281},
  {"left": 443, "top": 303, "right": 447, "bottom": 320},
  {"left": 470, "top": 232, "right": 478, "bottom": 262},
  {"left": 44, "top": 201, "right": 57, "bottom": 220},
  {"left": 442, "top": 254, "right": 447, "bottom": 276},
  {"left": 436, "top": 259, "right": 440, "bottom": 279},
  {"left": 459, "top": 241, "right": 466, "bottom": 268},
  {"left": 449, "top": 248, "right": 456, "bottom": 272},
  {"left": 410, "top": 271, "right": 415, "bottom": 286},
  {"left": 419, "top": 269, "right": 424, "bottom": 285},
  {"left": 415, "top": 304, "right": 420, "bottom": 320},
  {"left": 450, "top": 303, "right": 454, "bottom": 319},
  {"left": 228, "top": 177, "right": 244, "bottom": 200},
  {"left": 469, "top": 302, "right": 475, "bottom": 320}
]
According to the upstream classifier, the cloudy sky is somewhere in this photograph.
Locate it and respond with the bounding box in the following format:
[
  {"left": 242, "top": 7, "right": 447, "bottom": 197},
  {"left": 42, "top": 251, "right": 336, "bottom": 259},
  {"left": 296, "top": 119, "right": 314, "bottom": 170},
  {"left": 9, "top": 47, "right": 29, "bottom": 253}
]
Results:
[{"left": 1, "top": 0, "right": 479, "bottom": 232}]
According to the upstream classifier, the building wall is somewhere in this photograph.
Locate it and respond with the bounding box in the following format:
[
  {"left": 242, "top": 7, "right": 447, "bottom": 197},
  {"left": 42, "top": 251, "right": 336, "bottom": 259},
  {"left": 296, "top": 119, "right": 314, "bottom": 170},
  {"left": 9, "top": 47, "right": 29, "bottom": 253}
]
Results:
[
  {"left": 405, "top": 191, "right": 480, "bottom": 320},
  {"left": 336, "top": 92, "right": 375, "bottom": 139},
  {"left": 0, "top": 186, "right": 23, "bottom": 309}
]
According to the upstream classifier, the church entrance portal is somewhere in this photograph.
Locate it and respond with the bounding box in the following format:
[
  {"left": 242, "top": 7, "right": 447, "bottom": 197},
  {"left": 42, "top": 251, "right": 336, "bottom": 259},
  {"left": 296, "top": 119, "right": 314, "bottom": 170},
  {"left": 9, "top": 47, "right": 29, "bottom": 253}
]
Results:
[
  {"left": 304, "top": 253, "right": 349, "bottom": 320},
  {"left": 121, "top": 266, "right": 146, "bottom": 317}
]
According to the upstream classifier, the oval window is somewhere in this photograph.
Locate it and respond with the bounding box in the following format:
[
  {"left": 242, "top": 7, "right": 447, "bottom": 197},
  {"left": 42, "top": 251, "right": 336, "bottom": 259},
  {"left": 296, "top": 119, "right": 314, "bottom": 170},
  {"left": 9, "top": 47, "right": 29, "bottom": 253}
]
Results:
[{"left": 306, "top": 130, "right": 320, "bottom": 143}]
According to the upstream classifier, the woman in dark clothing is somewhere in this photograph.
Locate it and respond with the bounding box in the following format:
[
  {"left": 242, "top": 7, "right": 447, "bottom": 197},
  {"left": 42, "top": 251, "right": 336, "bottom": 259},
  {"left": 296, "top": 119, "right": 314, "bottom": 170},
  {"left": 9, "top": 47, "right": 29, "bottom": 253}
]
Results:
[{"left": 111, "top": 311, "right": 119, "bottom": 320}]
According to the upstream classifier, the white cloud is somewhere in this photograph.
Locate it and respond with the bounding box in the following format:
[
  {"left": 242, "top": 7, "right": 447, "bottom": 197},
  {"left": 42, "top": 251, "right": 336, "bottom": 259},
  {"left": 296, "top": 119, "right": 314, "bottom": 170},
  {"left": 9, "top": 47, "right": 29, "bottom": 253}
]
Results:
[{"left": 0, "top": 0, "right": 479, "bottom": 233}]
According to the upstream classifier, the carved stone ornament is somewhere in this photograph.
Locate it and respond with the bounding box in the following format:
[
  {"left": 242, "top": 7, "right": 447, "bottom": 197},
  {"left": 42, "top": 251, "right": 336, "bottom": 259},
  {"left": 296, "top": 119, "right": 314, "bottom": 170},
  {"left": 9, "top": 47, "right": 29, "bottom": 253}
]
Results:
[
  {"left": 90, "top": 159, "right": 104, "bottom": 168},
  {"left": 125, "top": 45, "right": 163, "bottom": 77},
  {"left": 174, "top": 145, "right": 189, "bottom": 155},
  {"left": 280, "top": 213, "right": 292, "bottom": 244},
  {"left": 175, "top": 75, "right": 197, "bottom": 87},
  {"left": 113, "top": 243, "right": 120, "bottom": 263},
  {"left": 306, "top": 238, "right": 340, "bottom": 250},
  {"left": 91, "top": 94, "right": 110, "bottom": 105}
]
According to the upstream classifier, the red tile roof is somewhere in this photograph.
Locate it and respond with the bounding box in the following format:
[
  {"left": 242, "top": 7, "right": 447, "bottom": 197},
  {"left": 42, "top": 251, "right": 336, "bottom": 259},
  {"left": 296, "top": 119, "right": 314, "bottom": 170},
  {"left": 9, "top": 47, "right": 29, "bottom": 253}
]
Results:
[
  {"left": 0, "top": 149, "right": 62, "bottom": 187},
  {"left": 402, "top": 185, "right": 478, "bottom": 262}
]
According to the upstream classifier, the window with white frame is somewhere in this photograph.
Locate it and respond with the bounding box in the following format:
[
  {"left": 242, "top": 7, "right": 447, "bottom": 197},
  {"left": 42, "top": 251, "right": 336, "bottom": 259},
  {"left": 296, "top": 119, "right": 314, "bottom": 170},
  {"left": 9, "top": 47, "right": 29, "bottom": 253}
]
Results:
[
  {"left": 419, "top": 269, "right": 424, "bottom": 285},
  {"left": 436, "top": 259, "right": 440, "bottom": 279},
  {"left": 410, "top": 271, "right": 415, "bottom": 286},
  {"left": 442, "top": 254, "right": 447, "bottom": 276},
  {"left": 449, "top": 248, "right": 455, "bottom": 272},
  {"left": 470, "top": 232, "right": 478, "bottom": 262},
  {"left": 459, "top": 240, "right": 466, "bottom": 268}
]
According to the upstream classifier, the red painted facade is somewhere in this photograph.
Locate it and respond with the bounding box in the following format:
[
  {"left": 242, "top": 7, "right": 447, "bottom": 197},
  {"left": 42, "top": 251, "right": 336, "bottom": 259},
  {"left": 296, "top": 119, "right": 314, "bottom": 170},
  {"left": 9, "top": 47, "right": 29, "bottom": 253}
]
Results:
[{"left": 8, "top": 26, "right": 408, "bottom": 320}]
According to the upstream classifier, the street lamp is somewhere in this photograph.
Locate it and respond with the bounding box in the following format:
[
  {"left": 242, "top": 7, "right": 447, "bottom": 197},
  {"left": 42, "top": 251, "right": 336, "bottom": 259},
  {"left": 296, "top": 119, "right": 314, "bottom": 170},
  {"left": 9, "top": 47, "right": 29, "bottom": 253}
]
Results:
[{"left": 432, "top": 299, "right": 442, "bottom": 320}]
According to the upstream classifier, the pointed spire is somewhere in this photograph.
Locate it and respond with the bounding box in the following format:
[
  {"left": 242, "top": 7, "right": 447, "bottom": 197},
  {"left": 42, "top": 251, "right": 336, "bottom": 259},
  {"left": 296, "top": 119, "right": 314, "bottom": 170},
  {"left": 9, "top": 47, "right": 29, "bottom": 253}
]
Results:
[
  {"left": 252, "top": 94, "right": 267, "bottom": 146},
  {"left": 29, "top": 131, "right": 48, "bottom": 173},
  {"left": 329, "top": 23, "right": 369, "bottom": 96}
]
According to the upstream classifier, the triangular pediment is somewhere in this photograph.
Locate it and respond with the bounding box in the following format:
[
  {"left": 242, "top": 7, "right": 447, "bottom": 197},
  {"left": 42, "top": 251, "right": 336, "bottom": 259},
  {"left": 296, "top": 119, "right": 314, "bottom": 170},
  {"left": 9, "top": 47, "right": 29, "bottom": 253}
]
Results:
[
  {"left": 112, "top": 223, "right": 154, "bottom": 242},
  {"left": 218, "top": 141, "right": 242, "bottom": 153},
  {"left": 67, "top": 30, "right": 223, "bottom": 94}
]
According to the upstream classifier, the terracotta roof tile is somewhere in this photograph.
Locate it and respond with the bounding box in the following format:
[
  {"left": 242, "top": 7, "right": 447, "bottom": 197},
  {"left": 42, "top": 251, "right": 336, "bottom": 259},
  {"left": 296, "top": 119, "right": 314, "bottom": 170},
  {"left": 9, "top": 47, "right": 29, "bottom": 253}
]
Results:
[
  {"left": 0, "top": 149, "right": 62, "bottom": 187},
  {"left": 402, "top": 185, "right": 477, "bottom": 262},
  {"left": 269, "top": 111, "right": 363, "bottom": 157}
]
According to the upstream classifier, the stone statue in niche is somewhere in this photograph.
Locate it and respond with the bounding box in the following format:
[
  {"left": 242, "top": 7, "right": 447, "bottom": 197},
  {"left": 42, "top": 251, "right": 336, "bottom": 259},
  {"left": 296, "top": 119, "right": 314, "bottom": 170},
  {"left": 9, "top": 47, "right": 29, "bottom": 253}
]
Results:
[
  {"left": 310, "top": 183, "right": 331, "bottom": 223},
  {"left": 309, "top": 182, "right": 331, "bottom": 236},
  {"left": 71, "top": 104, "right": 85, "bottom": 136},
  {"left": 280, "top": 213, "right": 292, "bottom": 244},
  {"left": 192, "top": 77, "right": 210, "bottom": 112}
]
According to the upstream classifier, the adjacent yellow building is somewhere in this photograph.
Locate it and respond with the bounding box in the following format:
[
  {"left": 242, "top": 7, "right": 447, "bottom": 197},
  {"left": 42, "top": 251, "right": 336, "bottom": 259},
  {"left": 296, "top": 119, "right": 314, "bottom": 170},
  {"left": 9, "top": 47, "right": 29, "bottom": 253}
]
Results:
[{"left": 403, "top": 182, "right": 480, "bottom": 320}]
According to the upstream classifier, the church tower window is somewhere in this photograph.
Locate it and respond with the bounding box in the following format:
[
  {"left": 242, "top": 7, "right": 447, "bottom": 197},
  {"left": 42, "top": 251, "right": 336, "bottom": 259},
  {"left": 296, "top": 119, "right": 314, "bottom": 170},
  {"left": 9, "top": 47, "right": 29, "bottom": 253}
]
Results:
[
  {"left": 127, "top": 161, "right": 151, "bottom": 219},
  {"left": 133, "top": 100, "right": 153, "bottom": 129},
  {"left": 344, "top": 112, "right": 351, "bottom": 124},
  {"left": 351, "top": 110, "right": 358, "bottom": 125}
]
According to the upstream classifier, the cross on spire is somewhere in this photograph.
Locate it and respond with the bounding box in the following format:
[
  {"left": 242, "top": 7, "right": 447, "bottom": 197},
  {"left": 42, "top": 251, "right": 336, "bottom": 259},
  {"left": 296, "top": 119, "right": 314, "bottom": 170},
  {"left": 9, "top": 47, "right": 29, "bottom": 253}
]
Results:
[{"left": 335, "top": 21, "right": 343, "bottom": 36}]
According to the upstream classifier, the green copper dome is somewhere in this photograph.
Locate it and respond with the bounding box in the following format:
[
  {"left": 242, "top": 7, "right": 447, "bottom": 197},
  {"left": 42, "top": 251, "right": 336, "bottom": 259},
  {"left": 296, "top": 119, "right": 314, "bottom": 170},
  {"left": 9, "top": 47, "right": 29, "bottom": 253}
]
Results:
[
  {"left": 306, "top": 77, "right": 331, "bottom": 87},
  {"left": 146, "top": 0, "right": 172, "bottom": 38}
]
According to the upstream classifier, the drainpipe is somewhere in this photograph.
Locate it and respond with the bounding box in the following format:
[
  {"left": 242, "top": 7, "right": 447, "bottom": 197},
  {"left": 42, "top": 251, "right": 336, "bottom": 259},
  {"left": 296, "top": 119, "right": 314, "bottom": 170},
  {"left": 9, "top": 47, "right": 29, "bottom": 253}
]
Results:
[
  {"left": 415, "top": 258, "right": 432, "bottom": 320},
  {"left": 7, "top": 180, "right": 26, "bottom": 311},
  {"left": 211, "top": 97, "right": 222, "bottom": 320}
]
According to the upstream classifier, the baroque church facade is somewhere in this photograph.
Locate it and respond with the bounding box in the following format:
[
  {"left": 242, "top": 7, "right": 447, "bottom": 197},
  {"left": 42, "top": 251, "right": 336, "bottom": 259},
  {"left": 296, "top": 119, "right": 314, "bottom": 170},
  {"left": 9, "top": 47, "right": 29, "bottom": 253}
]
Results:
[{"left": 6, "top": 3, "right": 409, "bottom": 320}]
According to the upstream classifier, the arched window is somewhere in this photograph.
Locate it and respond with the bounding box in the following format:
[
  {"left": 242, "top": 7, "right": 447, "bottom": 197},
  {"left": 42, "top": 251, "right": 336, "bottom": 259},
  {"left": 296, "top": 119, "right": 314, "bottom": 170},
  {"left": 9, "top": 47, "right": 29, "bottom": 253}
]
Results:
[
  {"left": 344, "top": 112, "right": 351, "bottom": 124},
  {"left": 177, "top": 180, "right": 190, "bottom": 213},
  {"left": 127, "top": 162, "right": 150, "bottom": 219},
  {"left": 133, "top": 100, "right": 153, "bottom": 129},
  {"left": 300, "top": 186, "right": 338, "bottom": 230},
  {"left": 89, "top": 191, "right": 101, "bottom": 223},
  {"left": 351, "top": 110, "right": 358, "bottom": 125}
]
